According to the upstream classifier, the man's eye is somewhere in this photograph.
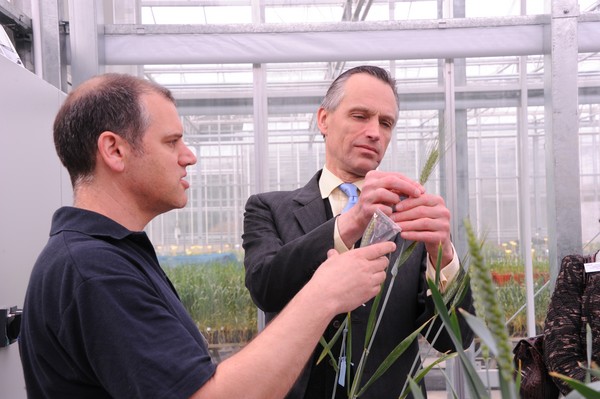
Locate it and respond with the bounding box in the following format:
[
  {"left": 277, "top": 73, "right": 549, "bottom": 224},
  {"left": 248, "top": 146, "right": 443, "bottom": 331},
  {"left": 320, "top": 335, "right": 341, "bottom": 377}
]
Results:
[{"left": 380, "top": 118, "right": 395, "bottom": 128}]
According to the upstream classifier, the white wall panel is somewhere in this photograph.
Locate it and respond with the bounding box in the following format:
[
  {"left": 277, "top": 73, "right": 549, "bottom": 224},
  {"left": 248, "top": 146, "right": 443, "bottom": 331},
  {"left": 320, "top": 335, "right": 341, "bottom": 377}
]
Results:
[{"left": 0, "top": 55, "right": 69, "bottom": 399}]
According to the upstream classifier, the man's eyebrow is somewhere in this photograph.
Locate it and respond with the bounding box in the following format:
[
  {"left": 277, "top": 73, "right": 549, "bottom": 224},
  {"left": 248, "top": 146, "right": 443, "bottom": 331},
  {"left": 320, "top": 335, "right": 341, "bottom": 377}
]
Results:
[
  {"left": 164, "top": 132, "right": 183, "bottom": 140},
  {"left": 382, "top": 114, "right": 397, "bottom": 124},
  {"left": 348, "top": 105, "right": 372, "bottom": 113}
]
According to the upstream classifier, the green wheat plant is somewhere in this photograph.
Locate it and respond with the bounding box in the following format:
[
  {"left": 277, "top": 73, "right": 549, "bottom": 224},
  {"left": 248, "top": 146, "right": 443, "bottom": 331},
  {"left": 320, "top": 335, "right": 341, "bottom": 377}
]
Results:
[
  {"left": 397, "top": 219, "right": 519, "bottom": 399},
  {"left": 459, "top": 220, "right": 518, "bottom": 398}
]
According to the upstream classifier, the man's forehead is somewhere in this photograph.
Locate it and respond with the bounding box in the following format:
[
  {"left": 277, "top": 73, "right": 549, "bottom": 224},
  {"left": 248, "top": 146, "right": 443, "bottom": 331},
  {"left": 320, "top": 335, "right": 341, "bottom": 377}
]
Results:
[{"left": 343, "top": 76, "right": 397, "bottom": 106}]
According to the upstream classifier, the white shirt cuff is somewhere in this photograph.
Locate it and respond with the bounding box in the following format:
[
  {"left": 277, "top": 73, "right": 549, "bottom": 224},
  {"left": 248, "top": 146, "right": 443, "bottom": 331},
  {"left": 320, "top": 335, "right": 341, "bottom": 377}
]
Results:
[{"left": 333, "top": 217, "right": 353, "bottom": 253}]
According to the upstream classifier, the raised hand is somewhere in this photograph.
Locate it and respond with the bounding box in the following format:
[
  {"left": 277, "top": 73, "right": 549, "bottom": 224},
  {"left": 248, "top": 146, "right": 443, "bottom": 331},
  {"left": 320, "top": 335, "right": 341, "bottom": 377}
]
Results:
[
  {"left": 308, "top": 241, "right": 396, "bottom": 313},
  {"left": 337, "top": 169, "right": 453, "bottom": 268},
  {"left": 389, "top": 192, "right": 453, "bottom": 267}
]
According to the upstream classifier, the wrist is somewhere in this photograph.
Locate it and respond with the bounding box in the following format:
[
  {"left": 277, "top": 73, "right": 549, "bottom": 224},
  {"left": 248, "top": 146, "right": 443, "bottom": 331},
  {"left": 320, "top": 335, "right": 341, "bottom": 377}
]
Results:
[
  {"left": 427, "top": 241, "right": 454, "bottom": 268},
  {"left": 337, "top": 213, "right": 367, "bottom": 247}
]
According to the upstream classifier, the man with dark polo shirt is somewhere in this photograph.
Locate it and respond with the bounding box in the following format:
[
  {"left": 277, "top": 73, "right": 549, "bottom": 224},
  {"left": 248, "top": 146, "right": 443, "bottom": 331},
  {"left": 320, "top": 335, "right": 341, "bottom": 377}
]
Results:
[{"left": 18, "top": 73, "right": 396, "bottom": 399}]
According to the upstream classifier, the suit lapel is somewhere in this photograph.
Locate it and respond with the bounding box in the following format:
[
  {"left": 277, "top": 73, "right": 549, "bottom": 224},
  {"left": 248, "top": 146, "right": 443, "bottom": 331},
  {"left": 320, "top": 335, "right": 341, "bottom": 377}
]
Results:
[{"left": 293, "top": 171, "right": 329, "bottom": 234}]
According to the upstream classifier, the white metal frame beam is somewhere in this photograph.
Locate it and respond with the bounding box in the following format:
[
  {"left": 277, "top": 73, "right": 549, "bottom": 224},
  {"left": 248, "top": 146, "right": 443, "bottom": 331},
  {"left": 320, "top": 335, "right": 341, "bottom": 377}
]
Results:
[{"left": 96, "top": 14, "right": 600, "bottom": 66}]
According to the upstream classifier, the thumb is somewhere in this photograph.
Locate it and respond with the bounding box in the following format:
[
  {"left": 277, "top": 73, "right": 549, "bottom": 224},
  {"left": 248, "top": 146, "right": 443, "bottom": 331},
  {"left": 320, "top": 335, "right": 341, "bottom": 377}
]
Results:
[{"left": 327, "top": 249, "right": 339, "bottom": 259}]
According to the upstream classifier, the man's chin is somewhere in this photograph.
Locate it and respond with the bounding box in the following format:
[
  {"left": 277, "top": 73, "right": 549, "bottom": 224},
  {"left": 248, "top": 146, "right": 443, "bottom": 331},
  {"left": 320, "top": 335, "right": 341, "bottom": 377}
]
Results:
[
  {"left": 169, "top": 197, "right": 189, "bottom": 211},
  {"left": 176, "top": 199, "right": 189, "bottom": 209},
  {"left": 354, "top": 161, "right": 380, "bottom": 175}
]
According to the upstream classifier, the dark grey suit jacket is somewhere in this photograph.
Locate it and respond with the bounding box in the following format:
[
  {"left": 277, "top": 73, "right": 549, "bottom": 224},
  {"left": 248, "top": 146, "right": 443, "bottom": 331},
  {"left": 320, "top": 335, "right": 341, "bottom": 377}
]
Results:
[{"left": 242, "top": 170, "right": 474, "bottom": 399}]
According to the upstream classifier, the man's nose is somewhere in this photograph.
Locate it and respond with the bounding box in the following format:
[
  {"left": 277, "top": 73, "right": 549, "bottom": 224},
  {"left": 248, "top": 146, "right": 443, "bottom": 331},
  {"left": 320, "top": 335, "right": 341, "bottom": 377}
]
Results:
[
  {"left": 365, "top": 118, "right": 381, "bottom": 140},
  {"left": 181, "top": 145, "right": 197, "bottom": 166}
]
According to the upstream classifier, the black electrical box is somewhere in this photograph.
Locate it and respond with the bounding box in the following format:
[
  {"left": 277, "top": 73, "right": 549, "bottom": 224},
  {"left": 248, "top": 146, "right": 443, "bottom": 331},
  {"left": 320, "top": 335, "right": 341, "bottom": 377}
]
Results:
[{"left": 1, "top": 306, "right": 22, "bottom": 348}]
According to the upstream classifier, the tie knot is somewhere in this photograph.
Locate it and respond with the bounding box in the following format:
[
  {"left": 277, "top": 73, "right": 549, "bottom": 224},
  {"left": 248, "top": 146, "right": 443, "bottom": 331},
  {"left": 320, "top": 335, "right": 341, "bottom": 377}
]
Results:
[
  {"left": 339, "top": 183, "right": 358, "bottom": 198},
  {"left": 339, "top": 183, "right": 359, "bottom": 213}
]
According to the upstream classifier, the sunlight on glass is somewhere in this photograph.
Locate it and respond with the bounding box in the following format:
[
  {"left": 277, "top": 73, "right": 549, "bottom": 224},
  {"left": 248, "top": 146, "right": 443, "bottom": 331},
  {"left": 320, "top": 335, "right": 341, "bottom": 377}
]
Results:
[
  {"left": 393, "top": 1, "right": 438, "bottom": 19},
  {"left": 265, "top": 6, "right": 341, "bottom": 23},
  {"left": 141, "top": 6, "right": 251, "bottom": 24},
  {"left": 465, "top": 0, "right": 545, "bottom": 16}
]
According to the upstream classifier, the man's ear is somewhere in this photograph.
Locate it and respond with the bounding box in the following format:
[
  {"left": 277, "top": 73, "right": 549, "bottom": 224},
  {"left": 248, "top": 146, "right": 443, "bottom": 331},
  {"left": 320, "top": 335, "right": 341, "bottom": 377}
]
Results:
[
  {"left": 316, "top": 107, "right": 328, "bottom": 138},
  {"left": 97, "top": 131, "right": 127, "bottom": 172}
]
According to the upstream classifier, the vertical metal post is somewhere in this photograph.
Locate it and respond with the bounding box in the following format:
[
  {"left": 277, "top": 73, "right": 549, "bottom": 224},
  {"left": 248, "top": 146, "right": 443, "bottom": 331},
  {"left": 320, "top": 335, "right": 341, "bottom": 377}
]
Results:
[
  {"left": 516, "top": 0, "right": 536, "bottom": 338},
  {"left": 31, "top": 0, "right": 63, "bottom": 89},
  {"left": 443, "top": 59, "right": 457, "bottom": 232},
  {"left": 440, "top": 1, "right": 472, "bottom": 397},
  {"left": 251, "top": 0, "right": 268, "bottom": 332},
  {"left": 68, "top": 0, "right": 104, "bottom": 87},
  {"left": 518, "top": 55, "right": 536, "bottom": 337},
  {"left": 544, "top": 0, "right": 582, "bottom": 283}
]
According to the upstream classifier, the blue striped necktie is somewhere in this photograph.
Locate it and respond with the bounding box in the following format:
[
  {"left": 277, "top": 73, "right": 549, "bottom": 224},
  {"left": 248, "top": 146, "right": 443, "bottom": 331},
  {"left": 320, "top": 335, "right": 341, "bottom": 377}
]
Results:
[{"left": 339, "top": 183, "right": 359, "bottom": 214}]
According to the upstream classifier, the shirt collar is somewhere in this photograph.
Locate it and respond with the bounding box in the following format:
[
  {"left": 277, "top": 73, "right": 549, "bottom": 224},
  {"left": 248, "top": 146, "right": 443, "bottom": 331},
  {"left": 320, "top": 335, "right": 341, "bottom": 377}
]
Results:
[
  {"left": 318, "top": 166, "right": 364, "bottom": 199},
  {"left": 50, "top": 206, "right": 140, "bottom": 240}
]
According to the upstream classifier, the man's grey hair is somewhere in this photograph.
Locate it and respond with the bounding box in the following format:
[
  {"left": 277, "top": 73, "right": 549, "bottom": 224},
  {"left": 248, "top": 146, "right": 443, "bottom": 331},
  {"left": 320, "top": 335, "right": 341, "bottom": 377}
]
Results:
[{"left": 320, "top": 65, "right": 399, "bottom": 112}]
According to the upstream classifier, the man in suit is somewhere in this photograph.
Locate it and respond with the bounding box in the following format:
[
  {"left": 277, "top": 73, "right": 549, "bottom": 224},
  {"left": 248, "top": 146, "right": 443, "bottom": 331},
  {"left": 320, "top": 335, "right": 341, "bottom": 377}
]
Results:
[{"left": 242, "top": 65, "right": 474, "bottom": 398}]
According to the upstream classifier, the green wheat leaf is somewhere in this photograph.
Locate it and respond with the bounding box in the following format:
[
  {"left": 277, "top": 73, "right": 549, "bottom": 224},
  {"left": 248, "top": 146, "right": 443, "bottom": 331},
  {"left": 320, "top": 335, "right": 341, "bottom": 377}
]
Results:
[
  {"left": 356, "top": 320, "right": 429, "bottom": 396},
  {"left": 428, "top": 279, "right": 490, "bottom": 398},
  {"left": 407, "top": 378, "right": 427, "bottom": 399},
  {"left": 364, "top": 283, "right": 384, "bottom": 346},
  {"left": 410, "top": 352, "right": 456, "bottom": 387},
  {"left": 557, "top": 375, "right": 600, "bottom": 399},
  {"left": 459, "top": 310, "right": 498, "bottom": 355},
  {"left": 317, "top": 316, "right": 347, "bottom": 367}
]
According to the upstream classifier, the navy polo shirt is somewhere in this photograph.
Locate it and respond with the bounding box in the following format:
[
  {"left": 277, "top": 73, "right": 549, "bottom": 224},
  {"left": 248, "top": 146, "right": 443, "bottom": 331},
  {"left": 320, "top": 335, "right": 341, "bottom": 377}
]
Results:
[{"left": 19, "top": 207, "right": 216, "bottom": 399}]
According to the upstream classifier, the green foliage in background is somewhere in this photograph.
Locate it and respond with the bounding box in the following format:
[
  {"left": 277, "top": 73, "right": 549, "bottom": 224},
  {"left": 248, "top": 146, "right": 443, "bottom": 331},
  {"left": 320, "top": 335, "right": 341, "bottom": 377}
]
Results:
[
  {"left": 487, "top": 258, "right": 550, "bottom": 274},
  {"left": 497, "top": 277, "right": 551, "bottom": 336},
  {"left": 163, "top": 261, "right": 257, "bottom": 344},
  {"left": 160, "top": 255, "right": 553, "bottom": 343}
]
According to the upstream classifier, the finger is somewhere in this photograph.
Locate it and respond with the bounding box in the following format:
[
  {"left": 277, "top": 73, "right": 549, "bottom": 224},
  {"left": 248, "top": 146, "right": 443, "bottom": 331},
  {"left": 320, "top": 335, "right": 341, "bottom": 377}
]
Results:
[
  {"left": 358, "top": 186, "right": 400, "bottom": 207},
  {"left": 372, "top": 269, "right": 388, "bottom": 286},
  {"left": 365, "top": 173, "right": 423, "bottom": 200},
  {"left": 392, "top": 203, "right": 450, "bottom": 228},
  {"left": 400, "top": 230, "right": 447, "bottom": 244},
  {"left": 366, "top": 170, "right": 424, "bottom": 191},
  {"left": 385, "top": 174, "right": 424, "bottom": 197},
  {"left": 327, "top": 249, "right": 339, "bottom": 259},
  {"left": 363, "top": 171, "right": 418, "bottom": 196},
  {"left": 358, "top": 241, "right": 396, "bottom": 259},
  {"left": 356, "top": 190, "right": 404, "bottom": 221},
  {"left": 398, "top": 216, "right": 450, "bottom": 234},
  {"left": 393, "top": 208, "right": 449, "bottom": 226},
  {"left": 393, "top": 194, "right": 441, "bottom": 213}
]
